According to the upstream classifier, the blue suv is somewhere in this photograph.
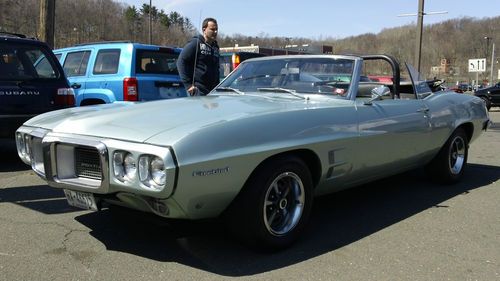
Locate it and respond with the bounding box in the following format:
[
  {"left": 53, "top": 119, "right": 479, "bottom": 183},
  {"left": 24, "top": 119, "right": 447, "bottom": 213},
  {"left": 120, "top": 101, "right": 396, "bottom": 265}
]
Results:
[{"left": 54, "top": 42, "right": 187, "bottom": 106}]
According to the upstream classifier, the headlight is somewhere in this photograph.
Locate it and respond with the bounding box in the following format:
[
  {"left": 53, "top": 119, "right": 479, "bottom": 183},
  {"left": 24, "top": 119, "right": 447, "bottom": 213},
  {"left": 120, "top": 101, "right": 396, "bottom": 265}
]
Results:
[
  {"left": 138, "top": 156, "right": 149, "bottom": 182},
  {"left": 150, "top": 157, "right": 166, "bottom": 186},
  {"left": 16, "top": 132, "right": 32, "bottom": 164},
  {"left": 16, "top": 132, "right": 26, "bottom": 156},
  {"left": 113, "top": 151, "right": 138, "bottom": 182},
  {"left": 113, "top": 151, "right": 125, "bottom": 180},
  {"left": 24, "top": 134, "right": 31, "bottom": 158},
  {"left": 138, "top": 155, "right": 166, "bottom": 189},
  {"left": 123, "top": 153, "right": 136, "bottom": 180}
]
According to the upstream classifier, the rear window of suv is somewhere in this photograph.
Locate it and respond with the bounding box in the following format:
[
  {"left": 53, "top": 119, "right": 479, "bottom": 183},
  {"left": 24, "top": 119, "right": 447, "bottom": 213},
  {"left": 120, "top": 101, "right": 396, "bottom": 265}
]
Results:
[
  {"left": 93, "top": 49, "right": 120, "bottom": 75},
  {"left": 0, "top": 43, "right": 62, "bottom": 80},
  {"left": 136, "top": 49, "right": 179, "bottom": 75}
]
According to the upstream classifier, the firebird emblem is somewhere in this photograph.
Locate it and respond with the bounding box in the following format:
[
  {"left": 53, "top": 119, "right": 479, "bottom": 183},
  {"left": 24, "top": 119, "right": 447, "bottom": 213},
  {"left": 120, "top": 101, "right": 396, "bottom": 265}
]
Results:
[{"left": 192, "top": 167, "right": 229, "bottom": 177}]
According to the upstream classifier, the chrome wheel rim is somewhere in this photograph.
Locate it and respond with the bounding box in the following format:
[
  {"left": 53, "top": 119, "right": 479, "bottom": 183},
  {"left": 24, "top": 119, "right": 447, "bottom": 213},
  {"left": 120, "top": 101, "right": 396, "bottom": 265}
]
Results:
[
  {"left": 263, "top": 172, "right": 305, "bottom": 236},
  {"left": 449, "top": 136, "right": 466, "bottom": 175}
]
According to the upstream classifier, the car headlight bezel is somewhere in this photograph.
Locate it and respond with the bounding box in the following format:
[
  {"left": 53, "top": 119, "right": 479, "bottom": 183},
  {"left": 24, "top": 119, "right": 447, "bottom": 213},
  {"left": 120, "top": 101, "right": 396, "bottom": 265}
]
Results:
[
  {"left": 107, "top": 142, "right": 175, "bottom": 193},
  {"left": 16, "top": 130, "right": 33, "bottom": 165},
  {"left": 15, "top": 127, "right": 49, "bottom": 178}
]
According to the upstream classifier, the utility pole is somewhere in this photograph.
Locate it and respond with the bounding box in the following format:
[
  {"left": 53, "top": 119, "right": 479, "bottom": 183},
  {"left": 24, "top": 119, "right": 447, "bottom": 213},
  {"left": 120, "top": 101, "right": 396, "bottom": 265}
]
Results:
[
  {"left": 484, "top": 37, "right": 495, "bottom": 85},
  {"left": 491, "top": 43, "right": 496, "bottom": 84},
  {"left": 149, "top": 0, "right": 152, "bottom": 44},
  {"left": 38, "top": 0, "right": 55, "bottom": 48},
  {"left": 398, "top": 0, "right": 447, "bottom": 73},
  {"left": 415, "top": 0, "right": 424, "bottom": 72}
]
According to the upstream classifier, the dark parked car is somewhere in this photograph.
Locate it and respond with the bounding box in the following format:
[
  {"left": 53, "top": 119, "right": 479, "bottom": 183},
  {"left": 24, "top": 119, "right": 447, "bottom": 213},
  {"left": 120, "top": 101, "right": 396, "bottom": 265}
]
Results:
[
  {"left": 450, "top": 83, "right": 471, "bottom": 94},
  {"left": 0, "top": 32, "right": 74, "bottom": 140},
  {"left": 474, "top": 82, "right": 500, "bottom": 111}
]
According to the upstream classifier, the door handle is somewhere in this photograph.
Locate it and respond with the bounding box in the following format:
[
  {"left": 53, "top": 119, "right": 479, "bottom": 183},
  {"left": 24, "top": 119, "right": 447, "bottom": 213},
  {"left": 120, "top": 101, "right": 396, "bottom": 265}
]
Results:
[
  {"left": 71, "top": 83, "right": 81, "bottom": 89},
  {"left": 417, "top": 107, "right": 429, "bottom": 113}
]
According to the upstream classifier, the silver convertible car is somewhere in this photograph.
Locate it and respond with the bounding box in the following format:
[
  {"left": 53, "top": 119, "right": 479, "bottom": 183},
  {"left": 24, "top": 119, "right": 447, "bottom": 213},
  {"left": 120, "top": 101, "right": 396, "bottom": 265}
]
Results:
[{"left": 16, "top": 54, "right": 490, "bottom": 250}]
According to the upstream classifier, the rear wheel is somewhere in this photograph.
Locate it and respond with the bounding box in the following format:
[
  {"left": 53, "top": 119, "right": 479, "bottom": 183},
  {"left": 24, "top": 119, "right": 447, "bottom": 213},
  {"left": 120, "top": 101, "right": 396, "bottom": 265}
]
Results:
[
  {"left": 226, "top": 156, "right": 313, "bottom": 250},
  {"left": 426, "top": 128, "right": 468, "bottom": 184}
]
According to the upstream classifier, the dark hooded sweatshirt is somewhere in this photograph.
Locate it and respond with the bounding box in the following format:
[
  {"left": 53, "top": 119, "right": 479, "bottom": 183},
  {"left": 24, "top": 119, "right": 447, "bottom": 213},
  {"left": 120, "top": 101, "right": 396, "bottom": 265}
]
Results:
[{"left": 177, "top": 34, "right": 220, "bottom": 95}]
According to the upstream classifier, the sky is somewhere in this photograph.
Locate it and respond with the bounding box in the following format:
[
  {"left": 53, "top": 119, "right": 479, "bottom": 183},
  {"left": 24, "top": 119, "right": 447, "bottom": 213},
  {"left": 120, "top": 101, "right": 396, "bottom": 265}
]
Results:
[{"left": 118, "top": 0, "right": 499, "bottom": 39}]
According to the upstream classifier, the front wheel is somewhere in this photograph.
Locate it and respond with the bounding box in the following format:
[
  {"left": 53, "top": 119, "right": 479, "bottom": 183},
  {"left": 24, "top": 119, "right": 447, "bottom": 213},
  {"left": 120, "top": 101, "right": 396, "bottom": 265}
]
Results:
[
  {"left": 426, "top": 128, "right": 468, "bottom": 184},
  {"left": 226, "top": 156, "right": 313, "bottom": 250}
]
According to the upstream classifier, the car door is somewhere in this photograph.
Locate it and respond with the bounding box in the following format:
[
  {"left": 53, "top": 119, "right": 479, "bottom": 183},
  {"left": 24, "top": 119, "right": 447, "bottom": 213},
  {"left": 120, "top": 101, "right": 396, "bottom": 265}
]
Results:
[
  {"left": 356, "top": 97, "right": 431, "bottom": 172},
  {"left": 61, "top": 49, "right": 91, "bottom": 105},
  {"left": 88, "top": 48, "right": 122, "bottom": 102},
  {"left": 353, "top": 71, "right": 433, "bottom": 180}
]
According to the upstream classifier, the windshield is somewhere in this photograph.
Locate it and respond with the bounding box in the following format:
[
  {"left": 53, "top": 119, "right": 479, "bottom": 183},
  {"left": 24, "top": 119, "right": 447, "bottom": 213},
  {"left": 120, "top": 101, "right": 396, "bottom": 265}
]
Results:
[{"left": 217, "top": 57, "right": 355, "bottom": 97}]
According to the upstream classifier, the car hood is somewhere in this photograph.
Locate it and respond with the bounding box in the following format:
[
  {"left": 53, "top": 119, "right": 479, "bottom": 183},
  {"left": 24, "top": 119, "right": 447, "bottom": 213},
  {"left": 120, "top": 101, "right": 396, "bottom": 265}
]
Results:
[{"left": 23, "top": 95, "right": 333, "bottom": 144}]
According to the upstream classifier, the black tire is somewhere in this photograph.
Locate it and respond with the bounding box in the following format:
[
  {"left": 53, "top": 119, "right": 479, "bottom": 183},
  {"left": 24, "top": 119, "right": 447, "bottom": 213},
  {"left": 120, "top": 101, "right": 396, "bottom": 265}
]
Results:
[
  {"left": 226, "top": 156, "right": 313, "bottom": 250},
  {"left": 426, "top": 128, "right": 468, "bottom": 184}
]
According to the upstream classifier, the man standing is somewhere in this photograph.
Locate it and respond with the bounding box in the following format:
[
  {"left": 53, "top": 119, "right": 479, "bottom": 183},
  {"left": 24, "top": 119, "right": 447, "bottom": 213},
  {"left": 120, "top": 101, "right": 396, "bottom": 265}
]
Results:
[{"left": 177, "top": 17, "right": 220, "bottom": 96}]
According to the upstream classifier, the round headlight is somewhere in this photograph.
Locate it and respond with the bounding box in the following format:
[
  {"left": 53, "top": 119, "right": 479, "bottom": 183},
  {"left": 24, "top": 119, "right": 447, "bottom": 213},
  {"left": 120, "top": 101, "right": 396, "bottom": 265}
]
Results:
[
  {"left": 124, "top": 153, "right": 136, "bottom": 180},
  {"left": 151, "top": 157, "right": 166, "bottom": 186},
  {"left": 113, "top": 151, "right": 125, "bottom": 179}
]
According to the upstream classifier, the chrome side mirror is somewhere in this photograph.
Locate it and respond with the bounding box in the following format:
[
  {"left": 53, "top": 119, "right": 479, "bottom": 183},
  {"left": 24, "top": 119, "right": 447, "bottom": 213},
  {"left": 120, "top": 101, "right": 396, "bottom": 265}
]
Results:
[
  {"left": 365, "top": 86, "right": 391, "bottom": 105},
  {"left": 371, "top": 85, "right": 391, "bottom": 98}
]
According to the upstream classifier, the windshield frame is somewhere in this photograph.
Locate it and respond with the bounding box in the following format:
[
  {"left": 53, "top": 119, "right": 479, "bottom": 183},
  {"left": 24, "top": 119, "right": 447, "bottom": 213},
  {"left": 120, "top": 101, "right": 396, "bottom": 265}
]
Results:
[{"left": 215, "top": 55, "right": 362, "bottom": 100}]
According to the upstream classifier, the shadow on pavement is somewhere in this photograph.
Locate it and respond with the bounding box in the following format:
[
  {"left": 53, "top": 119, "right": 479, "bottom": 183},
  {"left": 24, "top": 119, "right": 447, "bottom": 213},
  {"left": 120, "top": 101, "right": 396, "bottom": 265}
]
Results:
[
  {"left": 73, "top": 163, "right": 500, "bottom": 276},
  {"left": 0, "top": 140, "right": 30, "bottom": 172},
  {"left": 0, "top": 184, "right": 79, "bottom": 214}
]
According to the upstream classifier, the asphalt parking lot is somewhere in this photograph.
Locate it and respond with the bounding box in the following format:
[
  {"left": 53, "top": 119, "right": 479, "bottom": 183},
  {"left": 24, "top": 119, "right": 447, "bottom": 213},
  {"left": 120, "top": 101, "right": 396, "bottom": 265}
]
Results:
[{"left": 0, "top": 110, "right": 499, "bottom": 281}]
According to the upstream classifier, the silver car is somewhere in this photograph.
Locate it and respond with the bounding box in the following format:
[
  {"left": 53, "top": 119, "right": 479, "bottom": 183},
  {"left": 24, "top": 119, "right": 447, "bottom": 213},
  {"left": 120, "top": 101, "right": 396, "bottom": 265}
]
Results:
[{"left": 16, "top": 54, "right": 490, "bottom": 250}]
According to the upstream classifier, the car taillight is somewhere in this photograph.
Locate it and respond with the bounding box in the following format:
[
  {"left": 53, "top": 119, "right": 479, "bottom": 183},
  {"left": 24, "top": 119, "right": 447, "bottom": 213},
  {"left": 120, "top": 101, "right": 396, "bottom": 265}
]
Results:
[
  {"left": 55, "top": 88, "right": 75, "bottom": 106},
  {"left": 123, "top": 77, "right": 138, "bottom": 101},
  {"left": 231, "top": 54, "right": 241, "bottom": 70}
]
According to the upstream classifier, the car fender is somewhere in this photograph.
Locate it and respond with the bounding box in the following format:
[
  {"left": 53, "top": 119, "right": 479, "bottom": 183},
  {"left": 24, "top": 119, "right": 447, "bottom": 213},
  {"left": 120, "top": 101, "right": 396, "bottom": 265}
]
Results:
[
  {"left": 153, "top": 109, "right": 358, "bottom": 219},
  {"left": 76, "top": 88, "right": 116, "bottom": 105}
]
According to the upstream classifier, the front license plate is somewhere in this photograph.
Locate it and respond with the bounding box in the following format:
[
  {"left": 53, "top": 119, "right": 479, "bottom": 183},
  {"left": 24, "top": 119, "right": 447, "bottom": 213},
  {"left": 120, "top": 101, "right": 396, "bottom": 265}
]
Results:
[{"left": 64, "top": 189, "right": 98, "bottom": 211}]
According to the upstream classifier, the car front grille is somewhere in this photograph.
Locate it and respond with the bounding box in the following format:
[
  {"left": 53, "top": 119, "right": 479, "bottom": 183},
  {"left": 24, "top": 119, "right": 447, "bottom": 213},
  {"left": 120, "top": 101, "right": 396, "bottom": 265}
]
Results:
[{"left": 75, "top": 147, "right": 102, "bottom": 180}]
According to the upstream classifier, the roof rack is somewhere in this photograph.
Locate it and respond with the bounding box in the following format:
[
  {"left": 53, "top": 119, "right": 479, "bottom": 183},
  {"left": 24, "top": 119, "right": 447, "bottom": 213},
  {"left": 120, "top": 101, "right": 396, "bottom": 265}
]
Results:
[
  {"left": 0, "top": 31, "right": 27, "bottom": 38},
  {"left": 74, "top": 40, "right": 135, "bottom": 46}
]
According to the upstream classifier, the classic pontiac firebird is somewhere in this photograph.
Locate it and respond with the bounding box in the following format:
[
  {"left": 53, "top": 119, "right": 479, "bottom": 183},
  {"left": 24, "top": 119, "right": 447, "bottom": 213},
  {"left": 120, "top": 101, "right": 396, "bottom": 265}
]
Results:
[{"left": 16, "top": 54, "right": 490, "bottom": 249}]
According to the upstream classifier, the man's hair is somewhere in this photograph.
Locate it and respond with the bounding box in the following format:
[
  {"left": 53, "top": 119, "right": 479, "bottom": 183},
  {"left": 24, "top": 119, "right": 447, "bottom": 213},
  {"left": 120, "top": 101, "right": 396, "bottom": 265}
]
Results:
[{"left": 202, "top": 18, "right": 217, "bottom": 29}]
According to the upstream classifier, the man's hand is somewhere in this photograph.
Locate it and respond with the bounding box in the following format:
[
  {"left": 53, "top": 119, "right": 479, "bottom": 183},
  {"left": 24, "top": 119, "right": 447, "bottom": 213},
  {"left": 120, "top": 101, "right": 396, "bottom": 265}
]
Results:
[{"left": 187, "top": 85, "right": 198, "bottom": 96}]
